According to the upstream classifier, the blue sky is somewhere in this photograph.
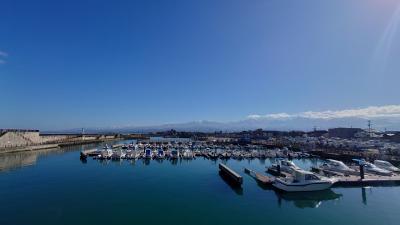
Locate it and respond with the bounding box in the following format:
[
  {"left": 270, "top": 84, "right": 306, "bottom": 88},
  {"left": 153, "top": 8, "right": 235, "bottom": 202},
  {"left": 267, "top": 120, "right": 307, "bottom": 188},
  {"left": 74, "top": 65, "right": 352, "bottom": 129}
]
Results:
[{"left": 1, "top": 0, "right": 400, "bottom": 130}]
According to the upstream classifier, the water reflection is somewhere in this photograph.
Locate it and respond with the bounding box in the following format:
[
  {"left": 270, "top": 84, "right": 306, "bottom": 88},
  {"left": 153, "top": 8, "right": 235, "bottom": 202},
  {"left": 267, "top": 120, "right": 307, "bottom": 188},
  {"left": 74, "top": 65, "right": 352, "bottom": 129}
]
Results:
[
  {"left": 0, "top": 140, "right": 133, "bottom": 172},
  {"left": 275, "top": 189, "right": 342, "bottom": 209},
  {"left": 361, "top": 187, "right": 373, "bottom": 205},
  {"left": 0, "top": 147, "right": 80, "bottom": 172},
  {"left": 218, "top": 171, "right": 243, "bottom": 196}
]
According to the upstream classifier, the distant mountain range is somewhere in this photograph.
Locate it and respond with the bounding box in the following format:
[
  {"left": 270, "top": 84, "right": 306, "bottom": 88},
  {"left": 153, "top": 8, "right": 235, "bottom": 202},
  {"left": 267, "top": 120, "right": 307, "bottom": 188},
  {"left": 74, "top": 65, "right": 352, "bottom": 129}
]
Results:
[{"left": 54, "top": 116, "right": 400, "bottom": 134}]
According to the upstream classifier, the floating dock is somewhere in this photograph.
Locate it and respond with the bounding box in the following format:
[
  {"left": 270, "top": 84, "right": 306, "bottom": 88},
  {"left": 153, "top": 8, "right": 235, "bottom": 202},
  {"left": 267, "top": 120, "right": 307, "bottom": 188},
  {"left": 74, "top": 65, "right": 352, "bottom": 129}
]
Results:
[
  {"left": 244, "top": 167, "right": 274, "bottom": 185},
  {"left": 334, "top": 175, "right": 400, "bottom": 187},
  {"left": 80, "top": 149, "right": 99, "bottom": 157},
  {"left": 219, "top": 163, "right": 243, "bottom": 185}
]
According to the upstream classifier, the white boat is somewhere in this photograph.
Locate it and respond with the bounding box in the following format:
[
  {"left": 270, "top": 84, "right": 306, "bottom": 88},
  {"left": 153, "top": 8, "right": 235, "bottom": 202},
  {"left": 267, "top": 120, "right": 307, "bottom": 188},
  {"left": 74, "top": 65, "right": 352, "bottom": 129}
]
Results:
[
  {"left": 273, "top": 169, "right": 336, "bottom": 192},
  {"left": 100, "top": 146, "right": 113, "bottom": 159},
  {"left": 373, "top": 160, "right": 400, "bottom": 173},
  {"left": 111, "top": 149, "right": 125, "bottom": 160},
  {"left": 273, "top": 159, "right": 301, "bottom": 174},
  {"left": 363, "top": 162, "right": 392, "bottom": 176},
  {"left": 320, "top": 159, "right": 357, "bottom": 175},
  {"left": 182, "top": 149, "right": 194, "bottom": 159}
]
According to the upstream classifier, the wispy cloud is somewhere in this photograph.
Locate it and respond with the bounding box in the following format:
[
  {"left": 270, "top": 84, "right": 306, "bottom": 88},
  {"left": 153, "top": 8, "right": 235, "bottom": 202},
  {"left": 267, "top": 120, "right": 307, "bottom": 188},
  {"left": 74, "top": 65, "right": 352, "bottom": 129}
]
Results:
[
  {"left": 0, "top": 51, "right": 8, "bottom": 57},
  {"left": 248, "top": 105, "right": 400, "bottom": 120},
  {"left": 371, "top": 2, "right": 400, "bottom": 75},
  {"left": 0, "top": 50, "right": 8, "bottom": 64}
]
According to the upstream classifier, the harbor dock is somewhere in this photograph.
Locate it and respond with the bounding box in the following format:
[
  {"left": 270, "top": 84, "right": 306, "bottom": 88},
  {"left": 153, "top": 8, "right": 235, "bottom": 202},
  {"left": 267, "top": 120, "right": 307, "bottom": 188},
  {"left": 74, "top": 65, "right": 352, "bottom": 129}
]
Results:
[
  {"left": 244, "top": 167, "right": 274, "bottom": 185},
  {"left": 80, "top": 148, "right": 100, "bottom": 157},
  {"left": 334, "top": 175, "right": 400, "bottom": 187},
  {"left": 78, "top": 141, "right": 400, "bottom": 190},
  {"left": 219, "top": 163, "right": 243, "bottom": 185}
]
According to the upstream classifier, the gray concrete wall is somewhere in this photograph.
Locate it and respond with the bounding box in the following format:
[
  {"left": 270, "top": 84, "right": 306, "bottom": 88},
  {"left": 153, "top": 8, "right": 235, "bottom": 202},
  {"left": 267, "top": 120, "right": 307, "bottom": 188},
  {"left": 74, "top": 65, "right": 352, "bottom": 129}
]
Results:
[
  {"left": 0, "top": 130, "right": 113, "bottom": 149},
  {"left": 0, "top": 131, "right": 80, "bottom": 148},
  {"left": 0, "top": 131, "right": 40, "bottom": 148}
]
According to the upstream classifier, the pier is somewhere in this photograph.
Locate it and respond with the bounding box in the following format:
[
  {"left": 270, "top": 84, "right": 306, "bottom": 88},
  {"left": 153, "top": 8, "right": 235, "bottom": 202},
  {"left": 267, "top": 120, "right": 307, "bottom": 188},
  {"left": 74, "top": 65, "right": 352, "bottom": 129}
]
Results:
[
  {"left": 218, "top": 163, "right": 243, "bottom": 185},
  {"left": 334, "top": 175, "right": 400, "bottom": 187},
  {"left": 80, "top": 149, "right": 100, "bottom": 157},
  {"left": 244, "top": 167, "right": 274, "bottom": 185}
]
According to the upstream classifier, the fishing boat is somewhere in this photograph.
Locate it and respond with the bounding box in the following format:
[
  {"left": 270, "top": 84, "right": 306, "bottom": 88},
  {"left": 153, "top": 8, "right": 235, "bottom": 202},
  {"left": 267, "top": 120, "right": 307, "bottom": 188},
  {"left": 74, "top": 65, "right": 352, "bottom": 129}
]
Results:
[
  {"left": 111, "top": 149, "right": 125, "bottom": 160},
  {"left": 373, "top": 160, "right": 400, "bottom": 173},
  {"left": 273, "top": 169, "right": 336, "bottom": 192},
  {"left": 363, "top": 162, "right": 392, "bottom": 176},
  {"left": 170, "top": 149, "right": 179, "bottom": 159},
  {"left": 272, "top": 159, "right": 301, "bottom": 174},
  {"left": 208, "top": 151, "right": 219, "bottom": 160},
  {"left": 219, "top": 151, "right": 231, "bottom": 159},
  {"left": 99, "top": 146, "right": 113, "bottom": 159},
  {"left": 319, "top": 159, "right": 358, "bottom": 175},
  {"left": 182, "top": 149, "right": 194, "bottom": 159},
  {"left": 353, "top": 159, "right": 392, "bottom": 176},
  {"left": 145, "top": 148, "right": 153, "bottom": 159},
  {"left": 157, "top": 149, "right": 165, "bottom": 159}
]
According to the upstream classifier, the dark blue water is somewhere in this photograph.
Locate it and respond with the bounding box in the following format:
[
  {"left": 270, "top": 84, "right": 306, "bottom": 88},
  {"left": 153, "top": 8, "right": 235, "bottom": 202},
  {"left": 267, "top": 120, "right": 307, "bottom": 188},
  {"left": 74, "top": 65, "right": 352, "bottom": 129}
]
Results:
[{"left": 1, "top": 141, "right": 400, "bottom": 225}]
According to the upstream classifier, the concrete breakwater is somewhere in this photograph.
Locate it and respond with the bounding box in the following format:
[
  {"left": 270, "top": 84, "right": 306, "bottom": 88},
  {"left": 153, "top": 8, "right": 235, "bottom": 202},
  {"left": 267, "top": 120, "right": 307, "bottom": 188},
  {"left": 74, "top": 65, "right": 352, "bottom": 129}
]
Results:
[{"left": 0, "top": 129, "right": 136, "bottom": 154}]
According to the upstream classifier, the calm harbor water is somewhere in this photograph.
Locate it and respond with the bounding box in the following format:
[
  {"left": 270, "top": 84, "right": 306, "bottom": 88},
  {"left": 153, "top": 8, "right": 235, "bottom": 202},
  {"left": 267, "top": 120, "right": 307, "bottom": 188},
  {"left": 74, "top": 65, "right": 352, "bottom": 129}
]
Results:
[{"left": 1, "top": 140, "right": 400, "bottom": 225}]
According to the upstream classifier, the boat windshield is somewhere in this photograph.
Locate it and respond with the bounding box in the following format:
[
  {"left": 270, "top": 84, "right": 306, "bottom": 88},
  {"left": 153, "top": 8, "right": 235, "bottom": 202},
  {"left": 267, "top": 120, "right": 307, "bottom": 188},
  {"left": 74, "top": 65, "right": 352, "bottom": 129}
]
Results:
[{"left": 305, "top": 174, "right": 320, "bottom": 181}]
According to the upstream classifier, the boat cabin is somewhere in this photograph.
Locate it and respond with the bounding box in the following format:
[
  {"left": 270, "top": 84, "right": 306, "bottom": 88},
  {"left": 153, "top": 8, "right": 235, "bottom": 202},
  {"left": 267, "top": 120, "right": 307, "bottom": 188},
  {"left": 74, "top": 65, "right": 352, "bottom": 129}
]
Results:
[{"left": 293, "top": 170, "right": 321, "bottom": 183}]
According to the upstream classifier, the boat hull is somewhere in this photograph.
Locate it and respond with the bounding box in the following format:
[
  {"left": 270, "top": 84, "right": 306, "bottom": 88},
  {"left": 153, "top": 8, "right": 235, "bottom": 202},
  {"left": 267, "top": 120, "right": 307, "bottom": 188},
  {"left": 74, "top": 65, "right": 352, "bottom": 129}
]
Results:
[{"left": 273, "top": 179, "right": 334, "bottom": 192}]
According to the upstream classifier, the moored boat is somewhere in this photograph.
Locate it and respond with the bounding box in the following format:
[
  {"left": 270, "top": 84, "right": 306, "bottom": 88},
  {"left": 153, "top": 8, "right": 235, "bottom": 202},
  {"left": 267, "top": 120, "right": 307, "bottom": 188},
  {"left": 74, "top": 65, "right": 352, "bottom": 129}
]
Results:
[
  {"left": 170, "top": 149, "right": 179, "bottom": 159},
  {"left": 319, "top": 159, "right": 358, "bottom": 175},
  {"left": 373, "top": 160, "right": 400, "bottom": 173},
  {"left": 272, "top": 159, "right": 301, "bottom": 174},
  {"left": 145, "top": 148, "right": 153, "bottom": 159},
  {"left": 363, "top": 162, "right": 392, "bottom": 176},
  {"left": 273, "top": 169, "right": 336, "bottom": 192},
  {"left": 182, "top": 148, "right": 194, "bottom": 159},
  {"left": 157, "top": 149, "right": 165, "bottom": 159}
]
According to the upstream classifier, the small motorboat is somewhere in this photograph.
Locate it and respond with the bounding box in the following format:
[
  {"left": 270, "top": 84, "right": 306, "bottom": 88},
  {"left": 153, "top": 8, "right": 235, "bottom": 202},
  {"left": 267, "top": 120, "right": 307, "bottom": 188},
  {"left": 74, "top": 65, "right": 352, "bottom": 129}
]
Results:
[
  {"left": 145, "top": 148, "right": 153, "bottom": 159},
  {"left": 363, "top": 162, "right": 392, "bottom": 176},
  {"left": 182, "top": 149, "right": 194, "bottom": 159},
  {"left": 273, "top": 169, "right": 336, "bottom": 192},
  {"left": 170, "top": 149, "right": 179, "bottom": 160},
  {"left": 319, "top": 159, "right": 358, "bottom": 175},
  {"left": 99, "top": 146, "right": 113, "bottom": 159},
  {"left": 111, "top": 149, "right": 125, "bottom": 160},
  {"left": 208, "top": 151, "right": 219, "bottom": 160},
  {"left": 353, "top": 159, "right": 392, "bottom": 176},
  {"left": 157, "top": 149, "right": 165, "bottom": 159},
  {"left": 373, "top": 160, "right": 400, "bottom": 173},
  {"left": 272, "top": 159, "right": 301, "bottom": 174}
]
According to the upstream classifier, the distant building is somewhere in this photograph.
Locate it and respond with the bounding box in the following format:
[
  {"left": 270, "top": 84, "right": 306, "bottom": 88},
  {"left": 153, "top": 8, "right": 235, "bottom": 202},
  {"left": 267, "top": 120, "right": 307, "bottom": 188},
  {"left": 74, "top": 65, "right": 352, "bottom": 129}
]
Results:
[{"left": 328, "top": 128, "right": 363, "bottom": 139}]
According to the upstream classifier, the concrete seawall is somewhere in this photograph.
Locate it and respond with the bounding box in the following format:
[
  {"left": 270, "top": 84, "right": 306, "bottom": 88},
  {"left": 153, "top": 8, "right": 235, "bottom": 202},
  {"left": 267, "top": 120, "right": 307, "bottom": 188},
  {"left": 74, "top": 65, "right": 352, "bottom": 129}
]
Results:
[{"left": 0, "top": 129, "right": 126, "bottom": 154}]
